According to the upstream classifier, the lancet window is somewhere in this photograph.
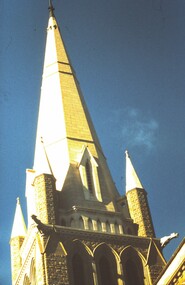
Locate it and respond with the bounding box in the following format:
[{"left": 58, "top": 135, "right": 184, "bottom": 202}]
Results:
[
  {"left": 85, "top": 159, "right": 94, "bottom": 194},
  {"left": 99, "top": 256, "right": 114, "bottom": 285},
  {"left": 79, "top": 146, "right": 102, "bottom": 202},
  {"left": 72, "top": 254, "right": 85, "bottom": 285},
  {"left": 124, "top": 259, "right": 144, "bottom": 285},
  {"left": 121, "top": 247, "right": 146, "bottom": 285},
  {"left": 94, "top": 244, "right": 118, "bottom": 285}
]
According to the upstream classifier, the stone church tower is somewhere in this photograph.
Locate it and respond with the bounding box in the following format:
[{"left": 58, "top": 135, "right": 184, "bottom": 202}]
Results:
[{"left": 10, "top": 2, "right": 166, "bottom": 285}]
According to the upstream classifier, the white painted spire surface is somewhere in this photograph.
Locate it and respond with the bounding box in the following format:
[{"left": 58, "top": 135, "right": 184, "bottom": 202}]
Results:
[
  {"left": 33, "top": 9, "right": 103, "bottom": 190},
  {"left": 11, "top": 198, "right": 27, "bottom": 238},
  {"left": 125, "top": 150, "right": 143, "bottom": 192}
]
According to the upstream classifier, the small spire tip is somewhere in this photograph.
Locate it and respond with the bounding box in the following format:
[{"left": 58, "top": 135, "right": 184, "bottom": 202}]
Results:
[{"left": 48, "top": 0, "right": 55, "bottom": 16}]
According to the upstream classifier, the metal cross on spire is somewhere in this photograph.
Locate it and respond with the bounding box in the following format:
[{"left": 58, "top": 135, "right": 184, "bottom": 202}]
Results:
[{"left": 48, "top": 0, "right": 55, "bottom": 17}]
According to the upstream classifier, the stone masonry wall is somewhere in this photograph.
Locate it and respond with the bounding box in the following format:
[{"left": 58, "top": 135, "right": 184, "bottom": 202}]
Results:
[
  {"left": 34, "top": 174, "right": 56, "bottom": 225},
  {"left": 126, "top": 188, "right": 155, "bottom": 238},
  {"left": 10, "top": 237, "right": 25, "bottom": 284}
]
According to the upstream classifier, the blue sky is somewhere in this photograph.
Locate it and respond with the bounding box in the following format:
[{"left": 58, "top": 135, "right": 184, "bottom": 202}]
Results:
[{"left": 1, "top": 0, "right": 185, "bottom": 283}]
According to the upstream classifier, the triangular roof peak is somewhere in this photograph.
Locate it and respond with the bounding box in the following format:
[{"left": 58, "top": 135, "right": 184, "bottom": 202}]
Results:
[
  {"left": 78, "top": 145, "right": 98, "bottom": 167},
  {"left": 125, "top": 150, "right": 143, "bottom": 192},
  {"left": 11, "top": 198, "right": 27, "bottom": 238}
]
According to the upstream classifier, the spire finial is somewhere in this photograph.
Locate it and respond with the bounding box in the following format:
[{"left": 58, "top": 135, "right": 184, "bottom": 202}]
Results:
[
  {"left": 48, "top": 0, "right": 55, "bottom": 17},
  {"left": 125, "top": 150, "right": 130, "bottom": 158}
]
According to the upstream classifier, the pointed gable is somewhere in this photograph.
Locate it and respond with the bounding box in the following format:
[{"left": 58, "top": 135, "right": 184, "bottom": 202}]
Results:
[
  {"left": 146, "top": 239, "right": 166, "bottom": 266},
  {"left": 78, "top": 146, "right": 102, "bottom": 201}
]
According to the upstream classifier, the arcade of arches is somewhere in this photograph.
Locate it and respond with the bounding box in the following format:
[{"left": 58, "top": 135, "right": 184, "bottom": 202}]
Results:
[{"left": 67, "top": 241, "right": 150, "bottom": 285}]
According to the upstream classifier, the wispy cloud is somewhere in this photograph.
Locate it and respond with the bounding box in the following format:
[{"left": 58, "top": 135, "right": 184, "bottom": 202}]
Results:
[{"left": 109, "top": 107, "right": 159, "bottom": 152}]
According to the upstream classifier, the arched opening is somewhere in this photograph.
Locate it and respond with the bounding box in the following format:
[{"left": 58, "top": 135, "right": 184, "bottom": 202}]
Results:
[
  {"left": 121, "top": 247, "right": 145, "bottom": 285},
  {"left": 88, "top": 218, "right": 93, "bottom": 230},
  {"left": 70, "top": 218, "right": 75, "bottom": 228},
  {"left": 67, "top": 240, "right": 94, "bottom": 285},
  {"left": 85, "top": 160, "right": 94, "bottom": 194},
  {"left": 106, "top": 221, "right": 111, "bottom": 233},
  {"left": 99, "top": 255, "right": 114, "bottom": 285},
  {"left": 72, "top": 254, "right": 85, "bottom": 285},
  {"left": 79, "top": 147, "right": 102, "bottom": 202},
  {"left": 97, "top": 219, "right": 102, "bottom": 231},
  {"left": 124, "top": 259, "right": 144, "bottom": 285},
  {"left": 94, "top": 244, "right": 118, "bottom": 285},
  {"left": 115, "top": 222, "right": 119, "bottom": 234},
  {"left": 79, "top": 216, "right": 84, "bottom": 229}
]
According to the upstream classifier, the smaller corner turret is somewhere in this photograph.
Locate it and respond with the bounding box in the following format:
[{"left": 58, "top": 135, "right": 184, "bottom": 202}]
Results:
[
  {"left": 10, "top": 198, "right": 27, "bottom": 284},
  {"left": 125, "top": 151, "right": 155, "bottom": 238},
  {"left": 33, "top": 173, "right": 57, "bottom": 225},
  {"left": 10, "top": 198, "right": 27, "bottom": 240}
]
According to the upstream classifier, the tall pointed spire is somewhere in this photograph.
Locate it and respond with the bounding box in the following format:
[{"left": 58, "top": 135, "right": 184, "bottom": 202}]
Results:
[
  {"left": 125, "top": 150, "right": 143, "bottom": 192},
  {"left": 33, "top": 4, "right": 108, "bottom": 193},
  {"left": 11, "top": 198, "right": 27, "bottom": 238}
]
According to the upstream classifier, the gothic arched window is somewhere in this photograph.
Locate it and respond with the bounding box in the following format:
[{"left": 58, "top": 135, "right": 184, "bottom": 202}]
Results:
[
  {"left": 94, "top": 244, "right": 118, "bottom": 285},
  {"left": 124, "top": 259, "right": 144, "bottom": 285},
  {"left": 68, "top": 241, "right": 94, "bottom": 285},
  {"left": 79, "top": 147, "right": 102, "bottom": 202},
  {"left": 70, "top": 218, "right": 75, "bottom": 228},
  {"left": 99, "top": 255, "right": 114, "bottom": 285},
  {"left": 85, "top": 160, "right": 94, "bottom": 194},
  {"left": 72, "top": 254, "right": 85, "bottom": 285},
  {"left": 79, "top": 216, "right": 84, "bottom": 229},
  {"left": 121, "top": 247, "right": 146, "bottom": 285},
  {"left": 106, "top": 221, "right": 111, "bottom": 233},
  {"left": 88, "top": 218, "right": 93, "bottom": 230},
  {"left": 115, "top": 222, "right": 119, "bottom": 234},
  {"left": 97, "top": 219, "right": 102, "bottom": 231}
]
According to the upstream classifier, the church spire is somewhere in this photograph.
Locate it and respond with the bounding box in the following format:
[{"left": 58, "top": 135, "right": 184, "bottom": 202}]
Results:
[
  {"left": 30, "top": 1, "right": 121, "bottom": 220},
  {"left": 125, "top": 150, "right": 143, "bottom": 192},
  {"left": 33, "top": 4, "right": 108, "bottom": 192},
  {"left": 10, "top": 4, "right": 164, "bottom": 285},
  {"left": 11, "top": 198, "right": 26, "bottom": 238}
]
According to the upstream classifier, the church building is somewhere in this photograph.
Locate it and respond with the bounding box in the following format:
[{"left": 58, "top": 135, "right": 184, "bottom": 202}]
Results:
[{"left": 10, "top": 2, "right": 168, "bottom": 285}]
